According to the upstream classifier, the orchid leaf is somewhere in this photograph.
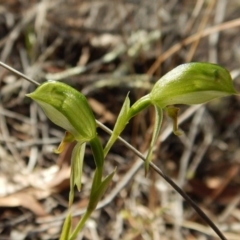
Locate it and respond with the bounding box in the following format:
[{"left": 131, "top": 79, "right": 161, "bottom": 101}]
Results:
[
  {"left": 88, "top": 168, "right": 116, "bottom": 212},
  {"left": 69, "top": 142, "right": 86, "bottom": 206},
  {"left": 104, "top": 94, "right": 131, "bottom": 156},
  {"left": 90, "top": 167, "right": 103, "bottom": 196}
]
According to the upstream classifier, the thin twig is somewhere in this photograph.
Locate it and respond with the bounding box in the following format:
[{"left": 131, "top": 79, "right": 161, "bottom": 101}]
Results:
[
  {"left": 0, "top": 62, "right": 40, "bottom": 86},
  {"left": 185, "top": 0, "right": 216, "bottom": 62},
  {"left": 96, "top": 121, "right": 227, "bottom": 240},
  {"left": 208, "top": 0, "right": 227, "bottom": 63},
  {"left": 0, "top": 62, "right": 227, "bottom": 240}
]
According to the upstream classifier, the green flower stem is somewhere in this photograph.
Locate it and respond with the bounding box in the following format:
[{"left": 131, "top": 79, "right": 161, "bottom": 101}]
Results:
[
  {"left": 69, "top": 169, "right": 115, "bottom": 240},
  {"left": 59, "top": 211, "right": 72, "bottom": 240},
  {"left": 90, "top": 167, "right": 103, "bottom": 197},
  {"left": 89, "top": 136, "right": 105, "bottom": 193},
  {"left": 103, "top": 131, "right": 120, "bottom": 158},
  {"left": 103, "top": 94, "right": 151, "bottom": 157},
  {"left": 127, "top": 94, "right": 151, "bottom": 119},
  {"left": 69, "top": 210, "right": 91, "bottom": 240}
]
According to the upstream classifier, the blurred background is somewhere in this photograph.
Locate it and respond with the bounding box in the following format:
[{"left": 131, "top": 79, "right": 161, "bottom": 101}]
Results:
[{"left": 1, "top": 0, "right": 240, "bottom": 239}]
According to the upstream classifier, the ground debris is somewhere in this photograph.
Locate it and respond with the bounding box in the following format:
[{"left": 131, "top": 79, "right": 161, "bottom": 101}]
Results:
[{"left": 1, "top": 0, "right": 240, "bottom": 239}]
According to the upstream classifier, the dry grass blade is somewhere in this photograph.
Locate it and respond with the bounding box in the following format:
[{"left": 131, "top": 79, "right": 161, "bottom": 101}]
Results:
[{"left": 148, "top": 17, "right": 240, "bottom": 76}]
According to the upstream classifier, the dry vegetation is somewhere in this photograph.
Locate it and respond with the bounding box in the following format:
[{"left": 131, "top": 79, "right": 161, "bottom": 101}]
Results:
[{"left": 1, "top": 0, "right": 240, "bottom": 239}]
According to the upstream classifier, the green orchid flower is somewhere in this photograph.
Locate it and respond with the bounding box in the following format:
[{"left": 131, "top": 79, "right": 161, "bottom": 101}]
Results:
[
  {"left": 149, "top": 62, "right": 237, "bottom": 108},
  {"left": 104, "top": 62, "right": 238, "bottom": 174},
  {"left": 27, "top": 81, "right": 104, "bottom": 191},
  {"left": 26, "top": 81, "right": 96, "bottom": 142},
  {"left": 27, "top": 81, "right": 115, "bottom": 239}
]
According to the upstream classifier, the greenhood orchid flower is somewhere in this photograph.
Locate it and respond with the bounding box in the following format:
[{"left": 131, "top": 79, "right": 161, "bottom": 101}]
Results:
[
  {"left": 26, "top": 80, "right": 109, "bottom": 182},
  {"left": 27, "top": 81, "right": 115, "bottom": 239},
  {"left": 26, "top": 81, "right": 97, "bottom": 142},
  {"left": 149, "top": 62, "right": 237, "bottom": 108},
  {"left": 104, "top": 62, "right": 238, "bottom": 174}
]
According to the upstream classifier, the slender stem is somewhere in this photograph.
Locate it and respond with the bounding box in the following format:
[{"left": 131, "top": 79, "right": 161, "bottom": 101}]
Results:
[
  {"left": 103, "top": 131, "right": 119, "bottom": 158},
  {"left": 128, "top": 94, "right": 151, "bottom": 119},
  {"left": 69, "top": 211, "right": 91, "bottom": 240},
  {"left": 0, "top": 61, "right": 227, "bottom": 240},
  {"left": 103, "top": 94, "right": 151, "bottom": 157},
  {"left": 96, "top": 120, "right": 227, "bottom": 240},
  {"left": 90, "top": 136, "right": 104, "bottom": 169},
  {"left": 59, "top": 211, "right": 72, "bottom": 240},
  {"left": 0, "top": 62, "right": 40, "bottom": 86}
]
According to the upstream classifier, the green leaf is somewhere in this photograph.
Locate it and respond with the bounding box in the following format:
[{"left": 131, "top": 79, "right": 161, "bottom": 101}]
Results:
[
  {"left": 87, "top": 169, "right": 116, "bottom": 212},
  {"left": 104, "top": 94, "right": 131, "bottom": 157},
  {"left": 145, "top": 106, "right": 163, "bottom": 175},
  {"left": 150, "top": 63, "right": 238, "bottom": 108},
  {"left": 60, "top": 211, "right": 72, "bottom": 240},
  {"left": 26, "top": 81, "right": 97, "bottom": 142},
  {"left": 69, "top": 142, "right": 86, "bottom": 206},
  {"left": 90, "top": 167, "right": 103, "bottom": 197}
]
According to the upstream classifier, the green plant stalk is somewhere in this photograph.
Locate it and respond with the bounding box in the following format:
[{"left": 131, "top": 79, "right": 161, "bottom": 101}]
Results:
[
  {"left": 90, "top": 136, "right": 104, "bottom": 170},
  {"left": 89, "top": 137, "right": 104, "bottom": 196},
  {"left": 69, "top": 211, "right": 91, "bottom": 240},
  {"left": 69, "top": 169, "right": 115, "bottom": 240},
  {"left": 59, "top": 211, "right": 72, "bottom": 240},
  {"left": 103, "top": 132, "right": 120, "bottom": 157},
  {"left": 87, "top": 169, "right": 116, "bottom": 212},
  {"left": 90, "top": 167, "right": 103, "bottom": 197},
  {"left": 69, "top": 136, "right": 106, "bottom": 239},
  {"left": 68, "top": 169, "right": 101, "bottom": 240},
  {"left": 127, "top": 94, "right": 151, "bottom": 119}
]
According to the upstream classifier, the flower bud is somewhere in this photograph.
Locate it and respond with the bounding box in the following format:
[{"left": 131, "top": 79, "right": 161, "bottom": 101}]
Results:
[
  {"left": 150, "top": 63, "right": 237, "bottom": 108},
  {"left": 26, "top": 81, "right": 96, "bottom": 142}
]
